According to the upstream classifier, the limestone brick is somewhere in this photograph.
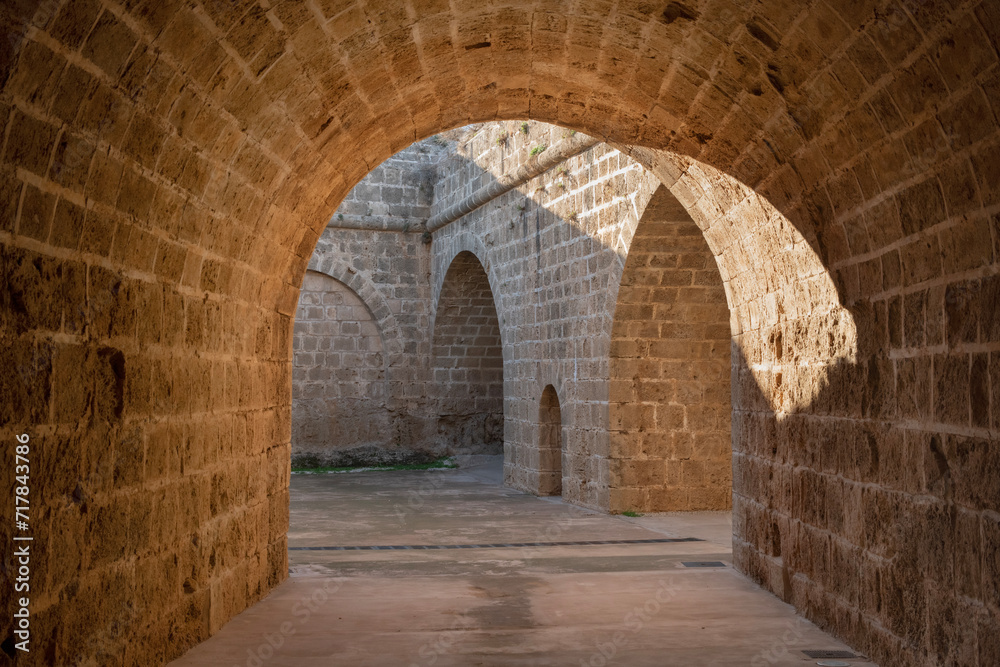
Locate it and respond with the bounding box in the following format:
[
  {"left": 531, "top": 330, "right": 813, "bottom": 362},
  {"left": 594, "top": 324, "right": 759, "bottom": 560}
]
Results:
[{"left": 0, "top": 2, "right": 997, "bottom": 665}]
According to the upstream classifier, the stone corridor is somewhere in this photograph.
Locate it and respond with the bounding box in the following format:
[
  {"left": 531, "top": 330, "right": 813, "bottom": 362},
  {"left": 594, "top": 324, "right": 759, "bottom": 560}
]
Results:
[{"left": 1, "top": 0, "right": 997, "bottom": 664}]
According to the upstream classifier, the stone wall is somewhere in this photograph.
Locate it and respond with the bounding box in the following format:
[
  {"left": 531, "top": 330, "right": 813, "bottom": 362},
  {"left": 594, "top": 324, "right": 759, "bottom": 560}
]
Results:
[
  {"left": 297, "top": 226, "right": 436, "bottom": 466},
  {"left": 328, "top": 137, "right": 442, "bottom": 231},
  {"left": 1, "top": 3, "right": 296, "bottom": 662},
  {"left": 291, "top": 134, "right": 509, "bottom": 465},
  {"left": 291, "top": 270, "right": 390, "bottom": 467},
  {"left": 1, "top": 2, "right": 997, "bottom": 665},
  {"left": 427, "top": 122, "right": 662, "bottom": 508},
  {"left": 430, "top": 250, "right": 504, "bottom": 455},
  {"left": 609, "top": 187, "right": 732, "bottom": 512},
  {"left": 288, "top": 141, "right": 444, "bottom": 466}
]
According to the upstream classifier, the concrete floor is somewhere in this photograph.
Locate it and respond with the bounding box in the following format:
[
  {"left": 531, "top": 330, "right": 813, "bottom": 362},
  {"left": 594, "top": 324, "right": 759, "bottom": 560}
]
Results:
[{"left": 169, "top": 457, "right": 875, "bottom": 666}]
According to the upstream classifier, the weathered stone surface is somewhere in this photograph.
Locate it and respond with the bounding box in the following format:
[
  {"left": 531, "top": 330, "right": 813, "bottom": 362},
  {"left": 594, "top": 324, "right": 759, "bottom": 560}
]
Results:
[
  {"left": 610, "top": 187, "right": 731, "bottom": 512},
  {"left": 0, "top": 2, "right": 997, "bottom": 665}
]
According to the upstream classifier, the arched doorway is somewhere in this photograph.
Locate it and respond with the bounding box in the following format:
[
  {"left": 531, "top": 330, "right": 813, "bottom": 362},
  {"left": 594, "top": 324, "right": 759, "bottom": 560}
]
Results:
[
  {"left": 8, "top": 2, "right": 992, "bottom": 663},
  {"left": 538, "top": 384, "right": 563, "bottom": 496},
  {"left": 608, "top": 187, "right": 732, "bottom": 513},
  {"left": 430, "top": 251, "right": 504, "bottom": 456}
]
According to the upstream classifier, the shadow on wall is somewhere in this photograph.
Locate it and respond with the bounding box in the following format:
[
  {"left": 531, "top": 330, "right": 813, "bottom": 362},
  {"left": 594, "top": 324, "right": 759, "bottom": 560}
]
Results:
[{"left": 729, "top": 310, "right": 997, "bottom": 667}]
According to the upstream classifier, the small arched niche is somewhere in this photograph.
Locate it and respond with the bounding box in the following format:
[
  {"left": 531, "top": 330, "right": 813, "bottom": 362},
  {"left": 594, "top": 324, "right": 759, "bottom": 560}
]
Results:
[{"left": 538, "top": 384, "right": 564, "bottom": 496}]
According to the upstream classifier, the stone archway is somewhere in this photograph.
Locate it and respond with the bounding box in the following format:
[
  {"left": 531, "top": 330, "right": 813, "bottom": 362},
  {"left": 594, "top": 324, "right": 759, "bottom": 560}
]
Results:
[
  {"left": 537, "top": 384, "right": 563, "bottom": 497},
  {"left": 2, "top": 2, "right": 996, "bottom": 665},
  {"left": 430, "top": 251, "right": 504, "bottom": 457},
  {"left": 291, "top": 270, "right": 392, "bottom": 468},
  {"left": 609, "top": 186, "right": 732, "bottom": 513}
]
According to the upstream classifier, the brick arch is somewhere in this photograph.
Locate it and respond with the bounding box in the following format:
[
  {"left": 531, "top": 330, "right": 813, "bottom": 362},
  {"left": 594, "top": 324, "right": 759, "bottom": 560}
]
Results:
[
  {"left": 430, "top": 250, "right": 504, "bottom": 456},
  {"left": 254, "top": 2, "right": 1000, "bottom": 318},
  {"left": 609, "top": 185, "right": 732, "bottom": 513},
  {"left": 291, "top": 270, "right": 390, "bottom": 466},
  {"left": 1, "top": 0, "right": 973, "bottom": 312},
  {"left": 3, "top": 1, "right": 998, "bottom": 665},
  {"left": 538, "top": 384, "right": 564, "bottom": 497},
  {"left": 0, "top": 1, "right": 988, "bottom": 316},
  {"left": 431, "top": 233, "right": 502, "bottom": 342},
  {"left": 306, "top": 255, "right": 405, "bottom": 363}
]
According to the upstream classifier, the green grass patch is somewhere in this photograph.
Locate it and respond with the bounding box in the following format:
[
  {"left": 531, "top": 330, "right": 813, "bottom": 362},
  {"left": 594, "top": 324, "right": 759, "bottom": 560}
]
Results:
[
  {"left": 620, "top": 510, "right": 644, "bottom": 518},
  {"left": 292, "top": 457, "right": 458, "bottom": 474}
]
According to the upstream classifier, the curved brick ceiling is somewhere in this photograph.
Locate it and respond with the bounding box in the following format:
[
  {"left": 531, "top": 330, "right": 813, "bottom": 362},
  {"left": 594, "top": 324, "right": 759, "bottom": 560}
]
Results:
[{"left": 6, "top": 0, "right": 989, "bottom": 313}]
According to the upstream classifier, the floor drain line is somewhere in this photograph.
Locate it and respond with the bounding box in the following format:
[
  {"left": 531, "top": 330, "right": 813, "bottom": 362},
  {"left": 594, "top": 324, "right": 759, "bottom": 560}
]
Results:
[
  {"left": 802, "top": 650, "right": 857, "bottom": 659},
  {"left": 681, "top": 561, "right": 726, "bottom": 568},
  {"left": 290, "top": 537, "right": 704, "bottom": 551}
]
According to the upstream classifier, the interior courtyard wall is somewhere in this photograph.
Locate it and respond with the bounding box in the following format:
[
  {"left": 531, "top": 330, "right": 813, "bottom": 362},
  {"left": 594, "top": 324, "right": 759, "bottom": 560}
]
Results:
[
  {"left": 288, "top": 142, "right": 448, "bottom": 464},
  {"left": 298, "top": 227, "right": 438, "bottom": 462},
  {"left": 427, "top": 122, "right": 661, "bottom": 509},
  {"left": 291, "top": 270, "right": 391, "bottom": 466}
]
